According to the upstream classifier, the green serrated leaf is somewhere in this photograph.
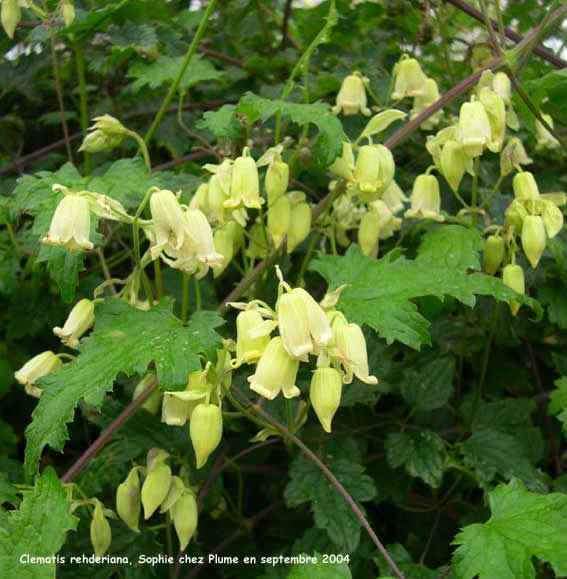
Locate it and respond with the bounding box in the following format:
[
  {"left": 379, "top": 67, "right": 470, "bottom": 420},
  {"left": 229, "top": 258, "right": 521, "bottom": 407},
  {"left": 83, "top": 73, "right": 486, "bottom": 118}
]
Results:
[
  {"left": 284, "top": 447, "right": 376, "bottom": 552},
  {"left": 128, "top": 54, "right": 224, "bottom": 92},
  {"left": 461, "top": 428, "right": 542, "bottom": 489},
  {"left": 417, "top": 225, "right": 484, "bottom": 271},
  {"left": 24, "top": 298, "right": 223, "bottom": 481},
  {"left": 310, "top": 245, "right": 541, "bottom": 350},
  {"left": 197, "top": 105, "right": 242, "bottom": 139},
  {"left": 453, "top": 478, "right": 567, "bottom": 579},
  {"left": 400, "top": 356, "right": 455, "bottom": 411},
  {"left": 0, "top": 467, "right": 78, "bottom": 579},
  {"left": 239, "top": 92, "right": 346, "bottom": 165},
  {"left": 386, "top": 430, "right": 445, "bottom": 488},
  {"left": 286, "top": 551, "right": 351, "bottom": 579}
]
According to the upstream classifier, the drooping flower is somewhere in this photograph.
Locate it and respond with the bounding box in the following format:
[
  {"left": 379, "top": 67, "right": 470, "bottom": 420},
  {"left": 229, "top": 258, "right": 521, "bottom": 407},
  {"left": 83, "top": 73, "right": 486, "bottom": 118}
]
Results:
[
  {"left": 392, "top": 56, "right": 428, "bottom": 100},
  {"left": 42, "top": 194, "right": 94, "bottom": 252},
  {"left": 404, "top": 174, "right": 444, "bottom": 221},
  {"left": 53, "top": 298, "right": 95, "bottom": 349},
  {"left": 14, "top": 351, "right": 63, "bottom": 397},
  {"left": 332, "top": 73, "right": 371, "bottom": 116},
  {"left": 310, "top": 367, "right": 343, "bottom": 433}
]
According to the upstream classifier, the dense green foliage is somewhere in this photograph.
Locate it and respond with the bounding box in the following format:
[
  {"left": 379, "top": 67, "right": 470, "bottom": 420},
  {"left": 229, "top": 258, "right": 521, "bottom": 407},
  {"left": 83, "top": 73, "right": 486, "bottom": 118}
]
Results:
[{"left": 1, "top": 1, "right": 567, "bottom": 578}]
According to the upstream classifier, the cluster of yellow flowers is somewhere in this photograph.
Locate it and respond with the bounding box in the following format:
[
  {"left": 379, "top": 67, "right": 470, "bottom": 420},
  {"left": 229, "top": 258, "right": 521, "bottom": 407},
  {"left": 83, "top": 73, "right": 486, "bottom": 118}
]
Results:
[{"left": 230, "top": 268, "right": 377, "bottom": 433}]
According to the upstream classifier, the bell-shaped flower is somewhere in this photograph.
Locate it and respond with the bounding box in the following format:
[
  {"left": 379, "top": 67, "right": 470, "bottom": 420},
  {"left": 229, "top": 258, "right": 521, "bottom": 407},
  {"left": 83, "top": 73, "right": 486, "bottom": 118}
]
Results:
[
  {"left": 457, "top": 100, "right": 492, "bottom": 158},
  {"left": 479, "top": 87, "right": 506, "bottom": 153},
  {"left": 225, "top": 149, "right": 264, "bottom": 209},
  {"left": 310, "top": 367, "right": 343, "bottom": 433},
  {"left": 426, "top": 125, "right": 458, "bottom": 167},
  {"left": 542, "top": 201, "right": 564, "bottom": 239},
  {"left": 42, "top": 194, "right": 94, "bottom": 252},
  {"left": 329, "top": 142, "right": 356, "bottom": 181},
  {"left": 404, "top": 174, "right": 444, "bottom": 221},
  {"left": 171, "top": 492, "right": 198, "bottom": 550},
  {"left": 353, "top": 145, "right": 395, "bottom": 201},
  {"left": 333, "top": 322, "right": 378, "bottom": 384},
  {"left": 287, "top": 201, "right": 311, "bottom": 254},
  {"left": 265, "top": 156, "right": 289, "bottom": 205},
  {"left": 505, "top": 199, "right": 528, "bottom": 233},
  {"left": 358, "top": 211, "right": 380, "bottom": 257},
  {"left": 332, "top": 73, "right": 371, "bottom": 116},
  {"left": 267, "top": 195, "right": 291, "bottom": 247},
  {"left": 233, "top": 309, "right": 272, "bottom": 366},
  {"left": 411, "top": 78, "right": 442, "bottom": 129},
  {"left": 53, "top": 298, "right": 95, "bottom": 349},
  {"left": 14, "top": 350, "right": 62, "bottom": 398},
  {"left": 392, "top": 56, "right": 428, "bottom": 100},
  {"left": 247, "top": 337, "right": 300, "bottom": 399},
  {"left": 513, "top": 171, "right": 540, "bottom": 201},
  {"left": 212, "top": 228, "right": 233, "bottom": 278},
  {"left": 500, "top": 138, "right": 533, "bottom": 177},
  {"left": 369, "top": 199, "right": 401, "bottom": 239},
  {"left": 2, "top": 0, "right": 21, "bottom": 39},
  {"left": 536, "top": 113, "right": 560, "bottom": 150},
  {"left": 190, "top": 403, "right": 223, "bottom": 469},
  {"left": 381, "top": 181, "right": 408, "bottom": 214},
  {"left": 161, "top": 370, "right": 210, "bottom": 426},
  {"left": 521, "top": 215, "right": 546, "bottom": 268},
  {"left": 502, "top": 263, "right": 525, "bottom": 316},
  {"left": 149, "top": 189, "right": 187, "bottom": 259},
  {"left": 440, "top": 140, "right": 472, "bottom": 193},
  {"left": 189, "top": 183, "right": 209, "bottom": 213},
  {"left": 492, "top": 72, "right": 512, "bottom": 104}
]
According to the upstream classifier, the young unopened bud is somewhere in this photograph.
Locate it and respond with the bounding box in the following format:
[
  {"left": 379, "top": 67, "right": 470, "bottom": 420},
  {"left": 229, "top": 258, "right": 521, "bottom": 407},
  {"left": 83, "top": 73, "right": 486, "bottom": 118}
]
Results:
[
  {"left": 212, "top": 228, "right": 233, "bottom": 278},
  {"left": 171, "top": 492, "right": 198, "bottom": 550},
  {"left": 392, "top": 56, "right": 428, "bottom": 100},
  {"left": 42, "top": 195, "right": 94, "bottom": 252},
  {"left": 61, "top": 0, "right": 75, "bottom": 27},
  {"left": 332, "top": 73, "right": 371, "bottom": 116},
  {"left": 404, "top": 174, "right": 444, "bottom": 221},
  {"left": 310, "top": 367, "right": 342, "bottom": 433},
  {"left": 90, "top": 500, "right": 112, "bottom": 557},
  {"left": 14, "top": 351, "right": 62, "bottom": 397},
  {"left": 521, "top": 215, "right": 546, "bottom": 268},
  {"left": 513, "top": 171, "right": 539, "bottom": 201},
  {"left": 248, "top": 336, "right": 300, "bottom": 399},
  {"left": 267, "top": 195, "right": 290, "bottom": 248},
  {"left": 440, "top": 140, "right": 470, "bottom": 193},
  {"left": 159, "top": 476, "right": 185, "bottom": 513},
  {"left": 234, "top": 309, "right": 271, "bottom": 366},
  {"left": 542, "top": 201, "right": 564, "bottom": 239},
  {"left": 190, "top": 403, "right": 223, "bottom": 469},
  {"left": 500, "top": 138, "right": 532, "bottom": 177},
  {"left": 505, "top": 199, "right": 528, "bottom": 233},
  {"left": 79, "top": 116, "right": 128, "bottom": 153},
  {"left": 483, "top": 235, "right": 505, "bottom": 275},
  {"left": 536, "top": 113, "right": 560, "bottom": 150},
  {"left": 141, "top": 462, "right": 172, "bottom": 519},
  {"left": 458, "top": 101, "right": 492, "bottom": 158},
  {"left": 358, "top": 211, "right": 380, "bottom": 257},
  {"left": 226, "top": 151, "right": 263, "bottom": 209},
  {"left": 116, "top": 468, "right": 141, "bottom": 532},
  {"left": 502, "top": 263, "right": 525, "bottom": 316},
  {"left": 2, "top": 0, "right": 21, "bottom": 38},
  {"left": 265, "top": 158, "right": 289, "bottom": 204},
  {"left": 53, "top": 298, "right": 95, "bottom": 349},
  {"left": 287, "top": 202, "right": 311, "bottom": 254},
  {"left": 479, "top": 88, "right": 506, "bottom": 153}
]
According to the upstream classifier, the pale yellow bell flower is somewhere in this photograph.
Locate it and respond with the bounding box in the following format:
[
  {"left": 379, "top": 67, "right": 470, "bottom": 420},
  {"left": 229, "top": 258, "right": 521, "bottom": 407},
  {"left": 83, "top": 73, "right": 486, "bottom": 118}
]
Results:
[
  {"left": 42, "top": 194, "right": 94, "bottom": 252},
  {"left": 332, "top": 73, "right": 371, "bottom": 116},
  {"left": 53, "top": 298, "right": 95, "bottom": 349}
]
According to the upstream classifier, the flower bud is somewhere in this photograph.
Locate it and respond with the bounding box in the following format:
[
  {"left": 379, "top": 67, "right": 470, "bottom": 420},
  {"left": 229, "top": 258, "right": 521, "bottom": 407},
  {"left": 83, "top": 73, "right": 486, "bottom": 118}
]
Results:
[
  {"left": 267, "top": 195, "right": 291, "bottom": 248},
  {"left": 53, "top": 298, "right": 95, "bottom": 349},
  {"left": 116, "top": 468, "right": 141, "bottom": 532},
  {"left": 502, "top": 264, "right": 525, "bottom": 316},
  {"left": 542, "top": 201, "right": 564, "bottom": 239},
  {"left": 287, "top": 202, "right": 311, "bottom": 254},
  {"left": 500, "top": 138, "right": 532, "bottom": 177},
  {"left": 248, "top": 337, "right": 300, "bottom": 399},
  {"left": 457, "top": 101, "right": 492, "bottom": 158},
  {"left": 358, "top": 211, "right": 380, "bottom": 257},
  {"left": 483, "top": 235, "right": 505, "bottom": 275},
  {"left": 42, "top": 195, "right": 94, "bottom": 252},
  {"left": 190, "top": 403, "right": 223, "bottom": 469},
  {"left": 234, "top": 310, "right": 271, "bottom": 366},
  {"left": 505, "top": 199, "right": 527, "bottom": 233},
  {"left": 141, "top": 462, "right": 172, "bottom": 519},
  {"left": 226, "top": 152, "right": 263, "bottom": 209},
  {"left": 492, "top": 72, "right": 511, "bottom": 103},
  {"left": 440, "top": 140, "right": 470, "bottom": 193},
  {"left": 159, "top": 476, "right": 185, "bottom": 513},
  {"left": 265, "top": 158, "right": 289, "bottom": 205},
  {"left": 212, "top": 228, "right": 233, "bottom": 278},
  {"left": 2, "top": 0, "right": 20, "bottom": 38},
  {"left": 14, "top": 351, "right": 62, "bottom": 392},
  {"left": 332, "top": 73, "right": 371, "bottom": 116},
  {"left": 171, "top": 492, "right": 198, "bottom": 550},
  {"left": 61, "top": 0, "right": 75, "bottom": 27},
  {"left": 392, "top": 56, "right": 428, "bottom": 100},
  {"left": 404, "top": 174, "right": 444, "bottom": 221},
  {"left": 513, "top": 172, "right": 539, "bottom": 201},
  {"left": 310, "top": 367, "right": 342, "bottom": 433},
  {"left": 536, "top": 113, "right": 559, "bottom": 150},
  {"left": 521, "top": 215, "right": 546, "bottom": 268},
  {"left": 334, "top": 323, "right": 377, "bottom": 384},
  {"left": 90, "top": 500, "right": 111, "bottom": 557},
  {"left": 79, "top": 116, "right": 128, "bottom": 153},
  {"left": 478, "top": 88, "right": 506, "bottom": 153}
]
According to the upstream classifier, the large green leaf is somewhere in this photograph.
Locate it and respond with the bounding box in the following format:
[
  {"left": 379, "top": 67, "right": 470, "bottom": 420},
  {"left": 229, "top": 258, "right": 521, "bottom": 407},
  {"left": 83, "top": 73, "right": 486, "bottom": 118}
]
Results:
[
  {"left": 0, "top": 467, "right": 78, "bottom": 579},
  {"left": 24, "top": 298, "right": 223, "bottom": 481},
  {"left": 453, "top": 478, "right": 567, "bottom": 578},
  {"left": 310, "top": 241, "right": 541, "bottom": 350},
  {"left": 286, "top": 552, "right": 351, "bottom": 579},
  {"left": 284, "top": 437, "right": 376, "bottom": 553}
]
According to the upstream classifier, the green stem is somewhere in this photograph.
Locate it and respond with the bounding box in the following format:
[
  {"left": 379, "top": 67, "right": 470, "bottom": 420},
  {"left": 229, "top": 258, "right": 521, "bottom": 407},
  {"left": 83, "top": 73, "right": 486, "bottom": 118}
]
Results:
[
  {"left": 479, "top": 174, "right": 503, "bottom": 209},
  {"left": 132, "top": 188, "right": 155, "bottom": 302},
  {"left": 471, "top": 158, "right": 480, "bottom": 225},
  {"left": 181, "top": 273, "right": 190, "bottom": 324},
  {"left": 295, "top": 232, "right": 319, "bottom": 286},
  {"left": 129, "top": 131, "right": 152, "bottom": 173},
  {"left": 74, "top": 41, "right": 90, "bottom": 174},
  {"left": 193, "top": 275, "right": 201, "bottom": 311},
  {"left": 153, "top": 260, "right": 163, "bottom": 300},
  {"left": 144, "top": 0, "right": 218, "bottom": 146}
]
